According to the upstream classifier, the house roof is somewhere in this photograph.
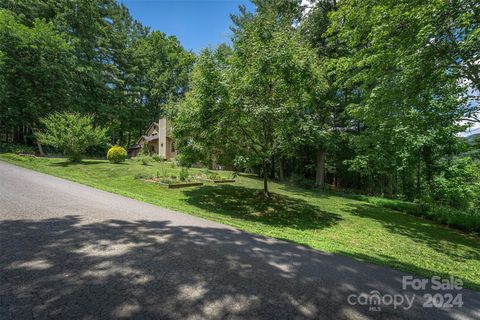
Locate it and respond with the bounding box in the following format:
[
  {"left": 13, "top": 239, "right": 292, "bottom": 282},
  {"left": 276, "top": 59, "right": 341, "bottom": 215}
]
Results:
[
  {"left": 145, "top": 122, "right": 159, "bottom": 135},
  {"left": 143, "top": 134, "right": 159, "bottom": 142},
  {"left": 136, "top": 121, "right": 160, "bottom": 144},
  {"left": 128, "top": 144, "right": 141, "bottom": 150}
]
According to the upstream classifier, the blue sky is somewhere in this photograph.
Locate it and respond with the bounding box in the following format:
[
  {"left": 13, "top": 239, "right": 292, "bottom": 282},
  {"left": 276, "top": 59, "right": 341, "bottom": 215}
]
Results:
[{"left": 120, "top": 0, "right": 255, "bottom": 52}]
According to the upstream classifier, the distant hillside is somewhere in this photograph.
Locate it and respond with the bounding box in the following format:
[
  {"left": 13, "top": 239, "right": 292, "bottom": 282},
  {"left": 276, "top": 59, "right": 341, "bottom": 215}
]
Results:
[
  {"left": 466, "top": 133, "right": 480, "bottom": 144},
  {"left": 465, "top": 133, "right": 480, "bottom": 143}
]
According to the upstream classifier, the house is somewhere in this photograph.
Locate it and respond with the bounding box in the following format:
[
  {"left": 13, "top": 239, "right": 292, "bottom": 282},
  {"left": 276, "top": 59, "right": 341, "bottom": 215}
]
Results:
[{"left": 129, "top": 118, "right": 176, "bottom": 160}]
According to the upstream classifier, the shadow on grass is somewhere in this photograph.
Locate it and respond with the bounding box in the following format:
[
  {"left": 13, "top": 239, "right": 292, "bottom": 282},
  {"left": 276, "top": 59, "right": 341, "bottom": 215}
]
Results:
[
  {"left": 345, "top": 203, "right": 480, "bottom": 262},
  {"left": 49, "top": 160, "right": 109, "bottom": 167},
  {"left": 277, "top": 183, "right": 371, "bottom": 202},
  {"left": 183, "top": 185, "right": 342, "bottom": 230}
]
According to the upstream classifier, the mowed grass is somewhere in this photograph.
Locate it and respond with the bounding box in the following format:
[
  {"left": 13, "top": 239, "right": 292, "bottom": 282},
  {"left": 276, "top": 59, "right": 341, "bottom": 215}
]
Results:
[{"left": 1, "top": 153, "right": 479, "bottom": 290}]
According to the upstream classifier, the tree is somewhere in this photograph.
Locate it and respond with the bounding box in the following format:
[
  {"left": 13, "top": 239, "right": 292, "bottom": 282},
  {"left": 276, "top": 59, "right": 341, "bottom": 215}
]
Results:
[
  {"left": 0, "top": 9, "right": 76, "bottom": 144},
  {"left": 135, "top": 31, "right": 195, "bottom": 118},
  {"left": 173, "top": 45, "right": 236, "bottom": 168},
  {"left": 35, "top": 112, "right": 108, "bottom": 162},
  {"left": 226, "top": 10, "right": 324, "bottom": 195},
  {"left": 0, "top": 1, "right": 193, "bottom": 147},
  {"left": 324, "top": 0, "right": 469, "bottom": 197}
]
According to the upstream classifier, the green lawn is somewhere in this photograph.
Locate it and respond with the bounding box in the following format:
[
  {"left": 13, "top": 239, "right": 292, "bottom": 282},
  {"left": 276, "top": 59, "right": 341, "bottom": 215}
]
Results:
[{"left": 2, "top": 153, "right": 480, "bottom": 290}]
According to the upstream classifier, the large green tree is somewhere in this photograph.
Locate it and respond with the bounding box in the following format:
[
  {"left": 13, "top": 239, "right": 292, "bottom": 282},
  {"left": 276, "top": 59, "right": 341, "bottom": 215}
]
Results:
[
  {"left": 0, "top": 9, "right": 76, "bottom": 143},
  {"left": 0, "top": 1, "right": 192, "bottom": 148},
  {"left": 322, "top": 0, "right": 470, "bottom": 197},
  {"left": 174, "top": 45, "right": 235, "bottom": 168},
  {"left": 227, "top": 10, "right": 324, "bottom": 195}
]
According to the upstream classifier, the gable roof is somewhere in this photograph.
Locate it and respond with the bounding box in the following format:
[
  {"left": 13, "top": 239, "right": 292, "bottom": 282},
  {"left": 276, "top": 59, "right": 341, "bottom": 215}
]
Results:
[
  {"left": 145, "top": 122, "right": 159, "bottom": 135},
  {"left": 137, "top": 121, "right": 159, "bottom": 145}
]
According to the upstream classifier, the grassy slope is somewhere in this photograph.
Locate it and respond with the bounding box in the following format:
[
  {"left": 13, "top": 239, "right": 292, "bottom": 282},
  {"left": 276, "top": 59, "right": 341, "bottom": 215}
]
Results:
[{"left": 1, "top": 153, "right": 479, "bottom": 290}]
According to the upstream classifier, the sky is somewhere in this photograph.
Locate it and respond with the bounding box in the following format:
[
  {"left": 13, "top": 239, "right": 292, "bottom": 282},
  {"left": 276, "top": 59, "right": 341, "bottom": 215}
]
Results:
[{"left": 120, "top": 0, "right": 255, "bottom": 53}]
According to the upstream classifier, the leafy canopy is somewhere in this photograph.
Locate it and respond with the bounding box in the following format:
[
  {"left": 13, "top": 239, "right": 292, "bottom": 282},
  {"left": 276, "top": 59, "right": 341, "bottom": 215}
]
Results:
[{"left": 35, "top": 112, "right": 108, "bottom": 162}]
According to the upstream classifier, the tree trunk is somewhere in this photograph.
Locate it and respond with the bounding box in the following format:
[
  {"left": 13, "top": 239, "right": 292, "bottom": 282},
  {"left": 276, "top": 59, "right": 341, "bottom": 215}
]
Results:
[
  {"left": 315, "top": 149, "right": 326, "bottom": 188},
  {"left": 22, "top": 125, "right": 27, "bottom": 144},
  {"left": 36, "top": 140, "right": 45, "bottom": 157},
  {"left": 422, "top": 146, "right": 434, "bottom": 193},
  {"left": 279, "top": 157, "right": 285, "bottom": 181},
  {"left": 416, "top": 157, "right": 421, "bottom": 196},
  {"left": 270, "top": 155, "right": 275, "bottom": 179},
  {"left": 262, "top": 158, "right": 269, "bottom": 196}
]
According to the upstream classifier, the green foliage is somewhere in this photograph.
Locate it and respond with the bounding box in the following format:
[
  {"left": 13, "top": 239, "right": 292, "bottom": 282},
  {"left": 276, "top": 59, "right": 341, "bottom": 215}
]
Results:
[
  {"left": 289, "top": 174, "right": 315, "bottom": 190},
  {"left": 0, "top": 9, "right": 76, "bottom": 134},
  {"left": 207, "top": 172, "right": 221, "bottom": 181},
  {"left": 0, "top": 143, "right": 35, "bottom": 154},
  {"left": 174, "top": 153, "right": 195, "bottom": 168},
  {"left": 431, "top": 158, "right": 480, "bottom": 209},
  {"left": 175, "top": 9, "right": 325, "bottom": 195},
  {"left": 423, "top": 205, "right": 480, "bottom": 233},
  {"left": 173, "top": 45, "right": 236, "bottom": 168},
  {"left": 107, "top": 146, "right": 127, "bottom": 164},
  {"left": 151, "top": 154, "right": 162, "bottom": 162},
  {"left": 135, "top": 31, "right": 195, "bottom": 109},
  {"left": 362, "top": 196, "right": 480, "bottom": 233},
  {"left": 141, "top": 143, "right": 149, "bottom": 156},
  {"left": 35, "top": 112, "right": 107, "bottom": 162},
  {"left": 135, "top": 155, "right": 151, "bottom": 166},
  {"left": 0, "top": 2, "right": 193, "bottom": 147},
  {"left": 179, "top": 167, "right": 189, "bottom": 181},
  {"left": 1, "top": 0, "right": 479, "bottom": 216}
]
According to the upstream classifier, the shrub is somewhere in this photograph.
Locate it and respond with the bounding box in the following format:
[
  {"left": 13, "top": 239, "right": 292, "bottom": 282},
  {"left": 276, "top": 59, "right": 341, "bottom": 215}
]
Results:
[
  {"left": 35, "top": 112, "right": 107, "bottom": 162},
  {"left": 207, "top": 172, "right": 221, "bottom": 180},
  {"left": 0, "top": 142, "right": 35, "bottom": 154},
  {"left": 423, "top": 204, "right": 480, "bottom": 233},
  {"left": 431, "top": 158, "right": 480, "bottom": 209},
  {"left": 141, "top": 143, "right": 149, "bottom": 155},
  {"left": 159, "top": 177, "right": 178, "bottom": 184},
  {"left": 156, "top": 168, "right": 168, "bottom": 178},
  {"left": 175, "top": 153, "right": 193, "bottom": 167},
  {"left": 179, "top": 167, "right": 189, "bottom": 181},
  {"left": 107, "top": 146, "right": 127, "bottom": 163},
  {"left": 151, "top": 154, "right": 162, "bottom": 162},
  {"left": 289, "top": 174, "right": 315, "bottom": 189},
  {"left": 135, "top": 155, "right": 151, "bottom": 165},
  {"left": 366, "top": 197, "right": 480, "bottom": 233}
]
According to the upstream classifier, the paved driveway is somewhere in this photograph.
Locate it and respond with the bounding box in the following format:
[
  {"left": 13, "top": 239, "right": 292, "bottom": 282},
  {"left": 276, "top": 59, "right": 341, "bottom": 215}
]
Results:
[{"left": 1, "top": 161, "right": 479, "bottom": 319}]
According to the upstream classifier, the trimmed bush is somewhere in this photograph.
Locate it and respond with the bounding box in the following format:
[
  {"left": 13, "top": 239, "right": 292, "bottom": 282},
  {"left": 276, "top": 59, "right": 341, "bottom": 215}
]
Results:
[{"left": 107, "top": 146, "right": 127, "bottom": 163}]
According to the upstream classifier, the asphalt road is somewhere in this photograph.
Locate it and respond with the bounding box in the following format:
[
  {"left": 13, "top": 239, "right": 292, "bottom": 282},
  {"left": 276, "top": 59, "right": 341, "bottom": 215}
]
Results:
[{"left": 1, "top": 161, "right": 479, "bottom": 320}]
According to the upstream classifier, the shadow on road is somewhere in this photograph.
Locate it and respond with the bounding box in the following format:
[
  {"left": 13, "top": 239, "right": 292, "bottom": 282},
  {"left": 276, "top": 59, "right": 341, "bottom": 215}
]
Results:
[{"left": 1, "top": 215, "right": 478, "bottom": 319}]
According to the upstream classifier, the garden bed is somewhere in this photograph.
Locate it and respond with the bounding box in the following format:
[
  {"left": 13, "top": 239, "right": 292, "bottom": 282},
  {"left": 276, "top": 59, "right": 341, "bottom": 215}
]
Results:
[
  {"left": 158, "top": 181, "right": 204, "bottom": 189},
  {"left": 213, "top": 179, "right": 235, "bottom": 183},
  {"left": 143, "top": 177, "right": 203, "bottom": 189},
  {"left": 198, "top": 178, "right": 236, "bottom": 183}
]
